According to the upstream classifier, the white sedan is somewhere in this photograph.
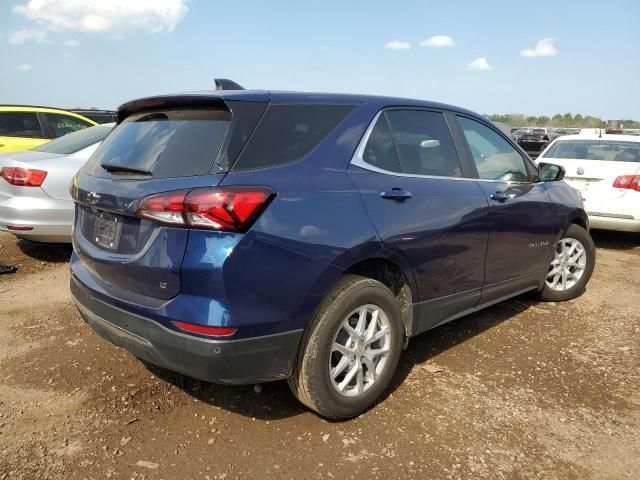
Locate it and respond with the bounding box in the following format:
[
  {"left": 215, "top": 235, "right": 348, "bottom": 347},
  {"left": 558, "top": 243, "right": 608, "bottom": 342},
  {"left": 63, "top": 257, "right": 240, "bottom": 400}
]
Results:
[
  {"left": 537, "top": 132, "right": 640, "bottom": 233},
  {"left": 0, "top": 124, "right": 113, "bottom": 243}
]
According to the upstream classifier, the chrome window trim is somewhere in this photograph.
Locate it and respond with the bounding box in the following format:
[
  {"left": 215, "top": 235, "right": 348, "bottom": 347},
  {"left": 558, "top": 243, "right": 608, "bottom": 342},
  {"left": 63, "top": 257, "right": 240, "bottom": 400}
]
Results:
[{"left": 350, "top": 109, "right": 534, "bottom": 185}]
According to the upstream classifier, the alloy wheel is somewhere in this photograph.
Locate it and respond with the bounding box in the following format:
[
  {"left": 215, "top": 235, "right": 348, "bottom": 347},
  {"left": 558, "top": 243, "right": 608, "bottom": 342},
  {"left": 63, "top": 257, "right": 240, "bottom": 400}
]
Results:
[
  {"left": 545, "top": 237, "right": 587, "bottom": 291},
  {"left": 329, "top": 304, "right": 392, "bottom": 398}
]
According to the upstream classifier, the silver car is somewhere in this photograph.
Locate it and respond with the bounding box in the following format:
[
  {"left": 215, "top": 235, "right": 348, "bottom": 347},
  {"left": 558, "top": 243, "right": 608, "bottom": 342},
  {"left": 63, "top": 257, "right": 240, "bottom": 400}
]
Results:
[{"left": 0, "top": 124, "right": 113, "bottom": 243}]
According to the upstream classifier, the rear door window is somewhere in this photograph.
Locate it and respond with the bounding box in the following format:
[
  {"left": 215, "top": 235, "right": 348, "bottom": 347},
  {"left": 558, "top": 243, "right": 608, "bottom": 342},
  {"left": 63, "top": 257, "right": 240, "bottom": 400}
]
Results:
[
  {"left": 44, "top": 113, "right": 93, "bottom": 137},
  {"left": 385, "top": 110, "right": 463, "bottom": 177},
  {"left": 232, "top": 104, "right": 354, "bottom": 171},
  {"left": 84, "top": 108, "right": 232, "bottom": 178},
  {"left": 0, "top": 112, "right": 45, "bottom": 138}
]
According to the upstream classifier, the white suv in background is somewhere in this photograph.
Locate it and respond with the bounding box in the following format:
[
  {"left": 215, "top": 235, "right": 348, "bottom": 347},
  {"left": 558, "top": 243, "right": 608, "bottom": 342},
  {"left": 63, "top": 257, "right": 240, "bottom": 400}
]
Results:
[{"left": 537, "top": 132, "right": 640, "bottom": 233}]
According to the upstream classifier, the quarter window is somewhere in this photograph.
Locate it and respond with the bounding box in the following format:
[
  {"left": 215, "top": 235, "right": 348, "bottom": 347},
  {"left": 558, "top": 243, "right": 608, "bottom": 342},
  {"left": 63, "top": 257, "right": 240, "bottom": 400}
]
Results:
[
  {"left": 232, "top": 104, "right": 354, "bottom": 171},
  {"left": 457, "top": 116, "right": 530, "bottom": 182},
  {"left": 0, "top": 112, "right": 44, "bottom": 138},
  {"left": 45, "top": 113, "right": 93, "bottom": 138}
]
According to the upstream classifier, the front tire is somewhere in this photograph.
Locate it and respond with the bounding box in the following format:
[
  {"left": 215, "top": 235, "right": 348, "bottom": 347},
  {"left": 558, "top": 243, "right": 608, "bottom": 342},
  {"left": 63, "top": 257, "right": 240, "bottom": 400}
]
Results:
[
  {"left": 539, "top": 224, "right": 595, "bottom": 301},
  {"left": 288, "top": 275, "right": 403, "bottom": 419}
]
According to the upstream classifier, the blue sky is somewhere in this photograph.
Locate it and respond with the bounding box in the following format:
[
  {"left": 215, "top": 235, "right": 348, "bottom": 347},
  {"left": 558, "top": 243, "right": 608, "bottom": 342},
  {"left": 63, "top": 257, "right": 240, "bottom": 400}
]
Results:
[{"left": 1, "top": 0, "right": 639, "bottom": 118}]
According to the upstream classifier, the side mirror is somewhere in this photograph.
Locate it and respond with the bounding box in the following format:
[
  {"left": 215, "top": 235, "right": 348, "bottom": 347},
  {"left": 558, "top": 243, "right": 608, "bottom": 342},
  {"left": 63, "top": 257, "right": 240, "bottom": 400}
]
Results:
[{"left": 538, "top": 162, "right": 565, "bottom": 182}]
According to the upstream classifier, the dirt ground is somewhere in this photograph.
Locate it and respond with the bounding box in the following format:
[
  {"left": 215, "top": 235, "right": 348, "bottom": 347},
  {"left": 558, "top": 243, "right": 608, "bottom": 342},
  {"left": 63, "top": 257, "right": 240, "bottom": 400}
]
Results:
[{"left": 0, "top": 231, "right": 638, "bottom": 480}]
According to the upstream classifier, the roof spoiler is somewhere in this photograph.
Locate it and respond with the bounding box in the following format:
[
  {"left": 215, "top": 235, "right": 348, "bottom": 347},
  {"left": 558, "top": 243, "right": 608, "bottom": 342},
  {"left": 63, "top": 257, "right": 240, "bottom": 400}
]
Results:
[
  {"left": 117, "top": 95, "right": 229, "bottom": 123},
  {"left": 214, "top": 78, "right": 245, "bottom": 91}
]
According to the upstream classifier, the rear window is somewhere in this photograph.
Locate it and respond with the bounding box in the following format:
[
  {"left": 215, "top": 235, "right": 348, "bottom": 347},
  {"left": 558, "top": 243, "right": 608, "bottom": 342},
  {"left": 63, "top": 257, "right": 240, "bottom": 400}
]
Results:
[
  {"left": 84, "top": 108, "right": 231, "bottom": 178},
  {"left": 34, "top": 124, "right": 111, "bottom": 154},
  {"left": 232, "top": 104, "right": 354, "bottom": 171},
  {"left": 542, "top": 140, "right": 640, "bottom": 162},
  {"left": 0, "top": 111, "right": 44, "bottom": 138}
]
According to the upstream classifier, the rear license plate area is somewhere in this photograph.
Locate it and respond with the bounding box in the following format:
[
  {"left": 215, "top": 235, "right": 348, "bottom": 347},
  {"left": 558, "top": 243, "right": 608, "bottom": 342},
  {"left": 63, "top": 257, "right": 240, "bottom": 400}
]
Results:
[
  {"left": 566, "top": 178, "right": 592, "bottom": 192},
  {"left": 93, "top": 212, "right": 122, "bottom": 250}
]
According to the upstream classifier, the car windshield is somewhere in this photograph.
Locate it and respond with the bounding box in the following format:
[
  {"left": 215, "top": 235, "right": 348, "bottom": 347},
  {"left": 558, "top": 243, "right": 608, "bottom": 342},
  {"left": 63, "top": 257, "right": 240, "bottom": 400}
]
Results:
[
  {"left": 33, "top": 124, "right": 112, "bottom": 155},
  {"left": 541, "top": 140, "right": 640, "bottom": 162}
]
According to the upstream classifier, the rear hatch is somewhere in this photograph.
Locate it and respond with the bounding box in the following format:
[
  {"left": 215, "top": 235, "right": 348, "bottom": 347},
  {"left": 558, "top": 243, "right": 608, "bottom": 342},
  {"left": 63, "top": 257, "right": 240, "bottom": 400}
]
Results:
[
  {"left": 539, "top": 138, "right": 640, "bottom": 199},
  {"left": 72, "top": 96, "right": 268, "bottom": 300}
]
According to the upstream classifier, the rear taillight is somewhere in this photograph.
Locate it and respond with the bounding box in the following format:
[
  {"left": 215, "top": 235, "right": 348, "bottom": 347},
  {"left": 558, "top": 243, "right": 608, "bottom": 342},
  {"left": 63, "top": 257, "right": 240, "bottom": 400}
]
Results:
[
  {"left": 1, "top": 167, "right": 47, "bottom": 187},
  {"left": 137, "top": 187, "right": 274, "bottom": 232},
  {"left": 613, "top": 175, "right": 640, "bottom": 192},
  {"left": 138, "top": 190, "right": 190, "bottom": 225}
]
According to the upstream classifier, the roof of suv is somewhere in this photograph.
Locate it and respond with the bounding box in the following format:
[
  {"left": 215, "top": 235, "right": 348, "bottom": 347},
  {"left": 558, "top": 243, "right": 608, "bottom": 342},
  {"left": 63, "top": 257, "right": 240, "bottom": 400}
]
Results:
[{"left": 118, "top": 89, "right": 484, "bottom": 121}]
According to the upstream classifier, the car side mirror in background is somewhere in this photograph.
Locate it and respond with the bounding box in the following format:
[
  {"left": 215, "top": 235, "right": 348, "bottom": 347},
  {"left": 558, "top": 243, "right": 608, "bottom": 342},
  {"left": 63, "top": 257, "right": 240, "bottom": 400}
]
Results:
[{"left": 538, "top": 162, "right": 565, "bottom": 182}]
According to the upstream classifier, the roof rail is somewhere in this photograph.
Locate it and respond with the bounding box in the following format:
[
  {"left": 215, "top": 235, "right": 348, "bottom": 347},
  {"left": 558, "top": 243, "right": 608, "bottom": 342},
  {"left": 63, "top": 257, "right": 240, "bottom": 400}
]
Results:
[{"left": 214, "top": 79, "right": 245, "bottom": 91}]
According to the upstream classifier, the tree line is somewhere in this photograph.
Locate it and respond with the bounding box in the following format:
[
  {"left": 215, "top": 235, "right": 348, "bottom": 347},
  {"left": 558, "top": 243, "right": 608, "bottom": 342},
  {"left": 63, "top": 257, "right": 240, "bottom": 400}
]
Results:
[{"left": 488, "top": 113, "right": 640, "bottom": 129}]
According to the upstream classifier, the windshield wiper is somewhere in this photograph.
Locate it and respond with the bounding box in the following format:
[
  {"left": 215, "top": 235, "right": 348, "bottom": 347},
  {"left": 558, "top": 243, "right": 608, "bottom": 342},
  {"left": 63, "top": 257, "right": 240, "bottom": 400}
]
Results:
[{"left": 101, "top": 163, "right": 152, "bottom": 175}]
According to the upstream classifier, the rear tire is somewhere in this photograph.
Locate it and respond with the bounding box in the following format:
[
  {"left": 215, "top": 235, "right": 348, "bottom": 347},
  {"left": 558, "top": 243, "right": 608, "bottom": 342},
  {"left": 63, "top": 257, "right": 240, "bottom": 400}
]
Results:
[
  {"left": 539, "top": 224, "right": 595, "bottom": 302},
  {"left": 288, "top": 275, "right": 403, "bottom": 419}
]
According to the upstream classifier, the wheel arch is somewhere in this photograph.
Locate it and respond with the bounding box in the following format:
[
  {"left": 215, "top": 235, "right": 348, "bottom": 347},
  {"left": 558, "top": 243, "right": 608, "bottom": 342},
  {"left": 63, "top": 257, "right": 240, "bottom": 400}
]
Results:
[
  {"left": 569, "top": 213, "right": 588, "bottom": 231},
  {"left": 342, "top": 257, "right": 416, "bottom": 338}
]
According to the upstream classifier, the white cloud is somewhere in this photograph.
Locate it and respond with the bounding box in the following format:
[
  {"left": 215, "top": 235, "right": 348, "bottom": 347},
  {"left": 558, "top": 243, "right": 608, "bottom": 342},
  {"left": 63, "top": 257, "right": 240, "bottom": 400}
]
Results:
[
  {"left": 420, "top": 35, "right": 455, "bottom": 48},
  {"left": 8, "top": 28, "right": 48, "bottom": 44},
  {"left": 63, "top": 39, "right": 79, "bottom": 47},
  {"left": 13, "top": 0, "right": 189, "bottom": 35},
  {"left": 17, "top": 63, "right": 33, "bottom": 71},
  {"left": 467, "top": 57, "right": 492, "bottom": 72},
  {"left": 385, "top": 40, "right": 411, "bottom": 50},
  {"left": 520, "top": 38, "right": 557, "bottom": 57}
]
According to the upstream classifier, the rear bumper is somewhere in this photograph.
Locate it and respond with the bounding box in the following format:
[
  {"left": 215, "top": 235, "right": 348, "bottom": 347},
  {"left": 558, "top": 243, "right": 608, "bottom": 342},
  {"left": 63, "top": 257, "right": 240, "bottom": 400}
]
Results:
[
  {"left": 0, "top": 194, "right": 72, "bottom": 242},
  {"left": 587, "top": 213, "right": 640, "bottom": 233},
  {"left": 584, "top": 194, "right": 640, "bottom": 233},
  {"left": 71, "top": 275, "right": 303, "bottom": 385}
]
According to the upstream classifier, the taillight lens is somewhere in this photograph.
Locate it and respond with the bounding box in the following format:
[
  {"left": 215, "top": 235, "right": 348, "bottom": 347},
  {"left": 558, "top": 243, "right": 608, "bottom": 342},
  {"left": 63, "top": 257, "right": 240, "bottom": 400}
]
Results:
[
  {"left": 138, "top": 190, "right": 189, "bottom": 225},
  {"left": 172, "top": 320, "right": 237, "bottom": 337},
  {"left": 137, "top": 187, "right": 274, "bottom": 232},
  {"left": 1, "top": 167, "right": 48, "bottom": 187},
  {"left": 613, "top": 175, "right": 640, "bottom": 192}
]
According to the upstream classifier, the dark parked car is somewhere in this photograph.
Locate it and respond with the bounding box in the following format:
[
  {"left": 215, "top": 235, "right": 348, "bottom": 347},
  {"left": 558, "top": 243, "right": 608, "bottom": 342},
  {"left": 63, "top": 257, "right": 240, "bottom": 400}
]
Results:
[
  {"left": 70, "top": 109, "right": 117, "bottom": 124},
  {"left": 517, "top": 128, "right": 557, "bottom": 158},
  {"left": 70, "top": 89, "right": 595, "bottom": 419},
  {"left": 511, "top": 127, "right": 532, "bottom": 141}
]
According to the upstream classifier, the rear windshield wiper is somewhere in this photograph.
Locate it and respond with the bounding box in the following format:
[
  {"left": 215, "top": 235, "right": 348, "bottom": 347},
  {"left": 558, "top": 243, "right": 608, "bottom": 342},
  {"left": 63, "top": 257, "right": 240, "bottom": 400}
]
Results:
[{"left": 101, "top": 163, "right": 152, "bottom": 175}]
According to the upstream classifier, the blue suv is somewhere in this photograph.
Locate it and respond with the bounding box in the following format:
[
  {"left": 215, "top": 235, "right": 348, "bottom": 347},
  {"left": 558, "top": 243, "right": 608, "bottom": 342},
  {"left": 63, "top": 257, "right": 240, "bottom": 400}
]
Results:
[{"left": 70, "top": 88, "right": 595, "bottom": 419}]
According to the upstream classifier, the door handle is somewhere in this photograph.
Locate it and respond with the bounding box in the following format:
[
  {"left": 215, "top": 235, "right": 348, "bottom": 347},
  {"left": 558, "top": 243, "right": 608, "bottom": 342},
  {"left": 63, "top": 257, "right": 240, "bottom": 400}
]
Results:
[
  {"left": 380, "top": 188, "right": 412, "bottom": 201},
  {"left": 489, "top": 191, "right": 516, "bottom": 202}
]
